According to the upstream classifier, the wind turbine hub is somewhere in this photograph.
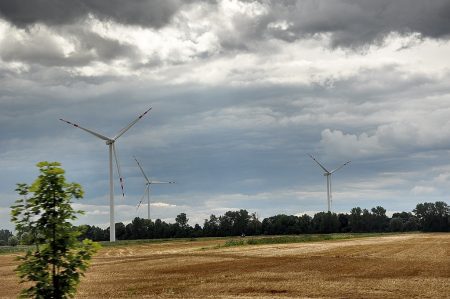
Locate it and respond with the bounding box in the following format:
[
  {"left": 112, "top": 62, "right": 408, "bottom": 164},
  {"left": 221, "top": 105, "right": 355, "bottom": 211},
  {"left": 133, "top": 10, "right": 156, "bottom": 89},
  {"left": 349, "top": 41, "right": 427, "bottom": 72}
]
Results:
[{"left": 106, "top": 140, "right": 114, "bottom": 145}]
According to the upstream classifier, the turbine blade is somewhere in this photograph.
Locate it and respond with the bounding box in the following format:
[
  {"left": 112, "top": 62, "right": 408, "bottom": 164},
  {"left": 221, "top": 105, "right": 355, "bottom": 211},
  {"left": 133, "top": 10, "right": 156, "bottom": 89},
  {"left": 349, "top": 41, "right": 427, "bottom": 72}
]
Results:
[
  {"left": 137, "top": 199, "right": 142, "bottom": 210},
  {"left": 149, "top": 180, "right": 175, "bottom": 184},
  {"left": 136, "top": 185, "right": 148, "bottom": 210},
  {"left": 330, "top": 161, "right": 351, "bottom": 174},
  {"left": 112, "top": 143, "right": 125, "bottom": 198},
  {"left": 59, "top": 119, "right": 111, "bottom": 141},
  {"left": 307, "top": 154, "right": 330, "bottom": 173},
  {"left": 113, "top": 107, "right": 152, "bottom": 140},
  {"left": 134, "top": 156, "right": 150, "bottom": 183}
]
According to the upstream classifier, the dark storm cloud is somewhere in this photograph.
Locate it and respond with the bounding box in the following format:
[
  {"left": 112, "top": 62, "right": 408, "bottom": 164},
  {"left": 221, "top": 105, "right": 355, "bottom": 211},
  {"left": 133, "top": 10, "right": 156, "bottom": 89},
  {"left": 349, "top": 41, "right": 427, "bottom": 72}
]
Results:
[
  {"left": 2, "top": 0, "right": 449, "bottom": 69},
  {"left": 0, "top": 25, "right": 139, "bottom": 67},
  {"left": 0, "top": 0, "right": 183, "bottom": 28},
  {"left": 2, "top": 0, "right": 450, "bottom": 49},
  {"left": 219, "top": 0, "right": 450, "bottom": 49},
  {"left": 284, "top": 0, "right": 450, "bottom": 47},
  {"left": 68, "top": 28, "right": 139, "bottom": 62}
]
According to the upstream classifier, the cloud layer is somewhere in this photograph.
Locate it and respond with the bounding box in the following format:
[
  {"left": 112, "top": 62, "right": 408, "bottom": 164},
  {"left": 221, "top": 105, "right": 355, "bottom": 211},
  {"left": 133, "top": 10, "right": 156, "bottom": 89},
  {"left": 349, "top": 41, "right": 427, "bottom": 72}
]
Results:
[
  {"left": 0, "top": 0, "right": 450, "bottom": 230},
  {"left": 0, "top": 0, "right": 183, "bottom": 28}
]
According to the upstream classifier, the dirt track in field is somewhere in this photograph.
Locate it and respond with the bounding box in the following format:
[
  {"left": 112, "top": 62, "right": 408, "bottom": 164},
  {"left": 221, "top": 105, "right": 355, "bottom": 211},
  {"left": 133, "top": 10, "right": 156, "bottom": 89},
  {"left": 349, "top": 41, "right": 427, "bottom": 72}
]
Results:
[{"left": 0, "top": 233, "right": 449, "bottom": 298}]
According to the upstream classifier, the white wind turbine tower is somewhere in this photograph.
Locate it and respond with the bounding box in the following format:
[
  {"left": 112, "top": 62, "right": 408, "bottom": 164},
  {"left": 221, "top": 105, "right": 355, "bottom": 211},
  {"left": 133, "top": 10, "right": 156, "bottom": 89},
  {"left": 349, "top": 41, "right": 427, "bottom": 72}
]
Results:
[
  {"left": 308, "top": 154, "right": 350, "bottom": 213},
  {"left": 60, "top": 107, "right": 152, "bottom": 242},
  {"left": 134, "top": 156, "right": 175, "bottom": 221}
]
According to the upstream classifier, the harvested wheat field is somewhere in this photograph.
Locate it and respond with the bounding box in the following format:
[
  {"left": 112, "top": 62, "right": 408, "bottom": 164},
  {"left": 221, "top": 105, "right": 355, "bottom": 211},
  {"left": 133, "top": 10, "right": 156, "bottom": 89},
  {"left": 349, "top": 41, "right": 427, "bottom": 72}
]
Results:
[{"left": 0, "top": 233, "right": 449, "bottom": 298}]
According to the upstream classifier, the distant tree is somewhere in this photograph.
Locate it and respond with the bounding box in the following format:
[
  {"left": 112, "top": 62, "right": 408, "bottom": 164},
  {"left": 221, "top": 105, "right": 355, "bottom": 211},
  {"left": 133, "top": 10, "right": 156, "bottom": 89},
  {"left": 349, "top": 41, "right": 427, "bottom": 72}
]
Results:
[
  {"left": 86, "top": 225, "right": 108, "bottom": 241},
  {"left": 262, "top": 215, "right": 274, "bottom": 234},
  {"left": 389, "top": 218, "right": 403, "bottom": 232},
  {"left": 203, "top": 214, "right": 220, "bottom": 237},
  {"left": 246, "top": 212, "right": 262, "bottom": 235},
  {"left": 403, "top": 217, "right": 418, "bottom": 231},
  {"left": 144, "top": 219, "right": 155, "bottom": 239},
  {"left": 176, "top": 213, "right": 189, "bottom": 229},
  {"left": 115, "top": 222, "right": 127, "bottom": 240},
  {"left": 338, "top": 213, "right": 350, "bottom": 232},
  {"left": 349, "top": 207, "right": 363, "bottom": 232},
  {"left": 371, "top": 206, "right": 388, "bottom": 232},
  {"left": 283, "top": 215, "right": 301, "bottom": 234},
  {"left": 129, "top": 217, "right": 148, "bottom": 239},
  {"left": 414, "top": 201, "right": 449, "bottom": 231},
  {"left": 262, "top": 214, "right": 306, "bottom": 235},
  {"left": 233, "top": 210, "right": 251, "bottom": 235},
  {"left": 297, "top": 214, "right": 312, "bottom": 233},
  {"left": 219, "top": 213, "right": 234, "bottom": 236},
  {"left": 262, "top": 214, "right": 286, "bottom": 235},
  {"left": 192, "top": 224, "right": 203, "bottom": 238},
  {"left": 392, "top": 211, "right": 413, "bottom": 221},
  {"left": 10, "top": 162, "right": 99, "bottom": 298},
  {"left": 360, "top": 209, "right": 372, "bottom": 232},
  {"left": 391, "top": 212, "right": 418, "bottom": 232},
  {"left": 175, "top": 213, "right": 191, "bottom": 237},
  {"left": 154, "top": 218, "right": 171, "bottom": 238},
  {"left": 0, "top": 229, "right": 13, "bottom": 243},
  {"left": 8, "top": 235, "right": 19, "bottom": 247},
  {"left": 217, "top": 210, "right": 252, "bottom": 236},
  {"left": 312, "top": 212, "right": 340, "bottom": 233},
  {"left": 77, "top": 225, "right": 103, "bottom": 241}
]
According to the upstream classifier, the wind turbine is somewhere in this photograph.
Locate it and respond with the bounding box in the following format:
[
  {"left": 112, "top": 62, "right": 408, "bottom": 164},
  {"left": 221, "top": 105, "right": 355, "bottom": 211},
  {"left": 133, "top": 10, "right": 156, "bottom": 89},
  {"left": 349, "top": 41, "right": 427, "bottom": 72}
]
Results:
[
  {"left": 308, "top": 154, "right": 350, "bottom": 212},
  {"left": 60, "top": 107, "right": 152, "bottom": 242},
  {"left": 134, "top": 156, "right": 175, "bottom": 221}
]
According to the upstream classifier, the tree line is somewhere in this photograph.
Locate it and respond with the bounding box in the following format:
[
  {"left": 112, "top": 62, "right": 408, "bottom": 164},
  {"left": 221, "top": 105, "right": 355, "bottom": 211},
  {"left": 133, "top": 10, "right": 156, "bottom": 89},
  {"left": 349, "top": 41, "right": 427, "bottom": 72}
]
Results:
[
  {"left": 2, "top": 201, "right": 448, "bottom": 245},
  {"left": 75, "top": 201, "right": 449, "bottom": 242},
  {"left": 0, "top": 229, "right": 14, "bottom": 246}
]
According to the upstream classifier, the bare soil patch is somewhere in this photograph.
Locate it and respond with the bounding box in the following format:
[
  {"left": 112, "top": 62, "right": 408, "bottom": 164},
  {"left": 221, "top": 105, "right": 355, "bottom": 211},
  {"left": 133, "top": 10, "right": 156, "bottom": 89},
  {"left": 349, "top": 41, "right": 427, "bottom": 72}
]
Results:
[{"left": 0, "top": 233, "right": 448, "bottom": 298}]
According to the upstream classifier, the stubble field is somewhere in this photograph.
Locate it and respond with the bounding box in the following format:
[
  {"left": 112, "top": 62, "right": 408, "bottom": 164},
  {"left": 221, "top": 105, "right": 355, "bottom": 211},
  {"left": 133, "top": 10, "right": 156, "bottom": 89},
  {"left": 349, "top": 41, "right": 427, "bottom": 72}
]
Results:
[{"left": 0, "top": 233, "right": 449, "bottom": 298}]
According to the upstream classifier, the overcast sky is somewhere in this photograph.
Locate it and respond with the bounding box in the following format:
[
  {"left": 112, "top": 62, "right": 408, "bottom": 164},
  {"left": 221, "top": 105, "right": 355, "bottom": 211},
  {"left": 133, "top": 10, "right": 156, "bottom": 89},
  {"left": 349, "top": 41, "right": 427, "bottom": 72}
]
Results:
[{"left": 1, "top": 0, "right": 450, "bottom": 230}]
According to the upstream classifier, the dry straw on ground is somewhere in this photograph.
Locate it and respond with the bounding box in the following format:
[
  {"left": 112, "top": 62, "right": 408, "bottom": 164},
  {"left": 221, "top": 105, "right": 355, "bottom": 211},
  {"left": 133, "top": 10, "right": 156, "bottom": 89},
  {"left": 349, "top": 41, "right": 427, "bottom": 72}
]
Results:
[{"left": 0, "top": 233, "right": 449, "bottom": 298}]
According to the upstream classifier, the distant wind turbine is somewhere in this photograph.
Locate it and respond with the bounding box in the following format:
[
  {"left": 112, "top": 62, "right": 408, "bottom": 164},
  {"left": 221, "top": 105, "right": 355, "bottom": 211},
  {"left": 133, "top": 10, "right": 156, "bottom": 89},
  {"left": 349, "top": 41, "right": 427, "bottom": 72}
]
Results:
[
  {"left": 134, "top": 156, "right": 175, "bottom": 221},
  {"left": 60, "top": 107, "right": 152, "bottom": 242},
  {"left": 308, "top": 154, "right": 350, "bottom": 212}
]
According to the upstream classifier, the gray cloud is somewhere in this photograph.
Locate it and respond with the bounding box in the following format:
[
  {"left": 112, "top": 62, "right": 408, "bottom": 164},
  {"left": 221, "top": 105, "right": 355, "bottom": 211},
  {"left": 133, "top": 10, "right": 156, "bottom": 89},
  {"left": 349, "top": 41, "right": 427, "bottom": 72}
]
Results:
[
  {"left": 66, "top": 28, "right": 139, "bottom": 63},
  {"left": 1, "top": 1, "right": 450, "bottom": 229},
  {"left": 0, "top": 0, "right": 183, "bottom": 28},
  {"left": 1, "top": 62, "right": 450, "bottom": 228},
  {"left": 217, "top": 0, "right": 450, "bottom": 49},
  {"left": 288, "top": 0, "right": 450, "bottom": 47},
  {"left": 2, "top": 1, "right": 450, "bottom": 51},
  {"left": 2, "top": 0, "right": 450, "bottom": 70},
  {"left": 0, "top": 24, "right": 139, "bottom": 67}
]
